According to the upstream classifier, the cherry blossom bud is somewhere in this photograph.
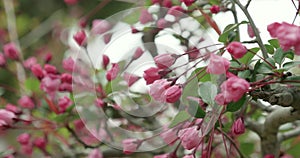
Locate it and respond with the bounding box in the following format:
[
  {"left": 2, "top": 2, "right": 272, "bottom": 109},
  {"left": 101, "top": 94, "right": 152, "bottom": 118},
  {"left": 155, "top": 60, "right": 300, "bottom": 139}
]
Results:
[
  {"left": 102, "top": 54, "right": 110, "bottom": 69},
  {"left": 104, "top": 33, "right": 112, "bottom": 44},
  {"left": 247, "top": 24, "right": 255, "bottom": 38},
  {"left": 44, "top": 64, "right": 57, "bottom": 74},
  {"left": 31, "top": 64, "right": 44, "bottom": 79},
  {"left": 44, "top": 52, "right": 52, "bottom": 63},
  {"left": 180, "top": 0, "right": 195, "bottom": 6},
  {"left": 64, "top": 0, "right": 78, "bottom": 5},
  {"left": 143, "top": 67, "right": 161, "bottom": 85},
  {"left": 154, "top": 53, "right": 177, "bottom": 69},
  {"left": 264, "top": 154, "right": 275, "bottom": 158},
  {"left": 151, "top": 0, "right": 160, "bottom": 4},
  {"left": 17, "top": 133, "right": 31, "bottom": 145},
  {"left": 59, "top": 83, "right": 72, "bottom": 92},
  {"left": 178, "top": 126, "right": 201, "bottom": 150},
  {"left": 267, "top": 22, "right": 280, "bottom": 38},
  {"left": 95, "top": 98, "right": 105, "bottom": 108},
  {"left": 150, "top": 79, "right": 170, "bottom": 102},
  {"left": 123, "top": 72, "right": 140, "bottom": 87},
  {"left": 162, "top": 0, "right": 172, "bottom": 8},
  {"left": 63, "top": 57, "right": 75, "bottom": 72},
  {"left": 167, "top": 6, "right": 184, "bottom": 17},
  {"left": 18, "top": 96, "right": 35, "bottom": 109},
  {"left": 58, "top": 96, "right": 72, "bottom": 113},
  {"left": 0, "top": 53, "right": 6, "bottom": 67},
  {"left": 220, "top": 76, "right": 250, "bottom": 102},
  {"left": 73, "top": 30, "right": 86, "bottom": 46},
  {"left": 23, "top": 57, "right": 37, "bottom": 69},
  {"left": 21, "top": 144, "right": 33, "bottom": 156},
  {"left": 210, "top": 5, "right": 220, "bottom": 14},
  {"left": 139, "top": 9, "right": 154, "bottom": 24},
  {"left": 133, "top": 47, "right": 144, "bottom": 60},
  {"left": 164, "top": 85, "right": 182, "bottom": 103},
  {"left": 106, "top": 63, "right": 119, "bottom": 81},
  {"left": 122, "top": 138, "right": 139, "bottom": 154},
  {"left": 91, "top": 19, "right": 111, "bottom": 35},
  {"left": 3, "top": 42, "right": 19, "bottom": 60},
  {"left": 0, "top": 109, "right": 16, "bottom": 127},
  {"left": 79, "top": 18, "right": 87, "bottom": 28},
  {"left": 33, "top": 137, "right": 47, "bottom": 149},
  {"left": 226, "top": 42, "right": 248, "bottom": 59},
  {"left": 40, "top": 76, "right": 60, "bottom": 93},
  {"left": 206, "top": 53, "right": 230, "bottom": 75},
  {"left": 131, "top": 26, "right": 140, "bottom": 33},
  {"left": 5, "top": 104, "right": 21, "bottom": 114},
  {"left": 232, "top": 117, "right": 245, "bottom": 135},
  {"left": 61, "top": 73, "right": 72, "bottom": 84},
  {"left": 88, "top": 149, "right": 103, "bottom": 158}
]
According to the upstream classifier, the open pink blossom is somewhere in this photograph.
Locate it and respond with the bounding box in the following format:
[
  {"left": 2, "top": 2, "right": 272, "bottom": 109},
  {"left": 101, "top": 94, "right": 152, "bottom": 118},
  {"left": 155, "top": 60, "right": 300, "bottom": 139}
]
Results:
[
  {"left": 226, "top": 42, "right": 248, "bottom": 59},
  {"left": 91, "top": 19, "right": 111, "bottom": 35},
  {"left": 5, "top": 104, "right": 21, "bottom": 114},
  {"left": 206, "top": 53, "right": 230, "bottom": 74},
  {"left": 3, "top": 42, "right": 19, "bottom": 60},
  {"left": 178, "top": 126, "right": 202, "bottom": 150},
  {"left": 143, "top": 67, "right": 161, "bottom": 85},
  {"left": 139, "top": 9, "right": 154, "bottom": 24},
  {"left": 106, "top": 63, "right": 119, "bottom": 81},
  {"left": 164, "top": 85, "right": 182, "bottom": 103},
  {"left": 149, "top": 79, "right": 170, "bottom": 102},
  {"left": 122, "top": 138, "right": 139, "bottom": 154},
  {"left": 0, "top": 109, "right": 16, "bottom": 127},
  {"left": 18, "top": 96, "right": 35, "bottom": 109},
  {"left": 154, "top": 53, "right": 177, "bottom": 69}
]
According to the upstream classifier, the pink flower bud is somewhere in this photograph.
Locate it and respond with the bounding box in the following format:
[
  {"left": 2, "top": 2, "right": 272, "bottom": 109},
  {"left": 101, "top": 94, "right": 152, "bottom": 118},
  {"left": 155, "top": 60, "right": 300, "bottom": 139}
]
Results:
[
  {"left": 160, "top": 128, "right": 178, "bottom": 145},
  {"left": 143, "top": 67, "right": 161, "bottom": 85},
  {"left": 187, "top": 47, "right": 200, "bottom": 61},
  {"left": 73, "top": 30, "right": 86, "bottom": 46},
  {"left": 226, "top": 42, "right": 248, "bottom": 59},
  {"left": 102, "top": 54, "right": 110, "bottom": 69},
  {"left": 3, "top": 42, "right": 19, "bottom": 60},
  {"left": 104, "top": 33, "right": 112, "bottom": 44},
  {"left": 232, "top": 117, "right": 245, "bottom": 135},
  {"left": 23, "top": 57, "right": 37, "bottom": 69},
  {"left": 162, "top": 0, "right": 172, "bottom": 8},
  {"left": 31, "top": 64, "right": 44, "bottom": 79},
  {"left": 33, "top": 137, "right": 47, "bottom": 149},
  {"left": 247, "top": 24, "right": 255, "bottom": 38},
  {"left": 88, "top": 149, "right": 103, "bottom": 158},
  {"left": 64, "top": 0, "right": 78, "bottom": 5},
  {"left": 164, "top": 85, "right": 182, "bottom": 103},
  {"left": 267, "top": 22, "right": 280, "bottom": 38},
  {"left": 131, "top": 26, "right": 140, "bottom": 34},
  {"left": 17, "top": 133, "right": 31, "bottom": 145},
  {"left": 167, "top": 6, "right": 184, "bottom": 17},
  {"left": 61, "top": 73, "right": 72, "bottom": 84},
  {"left": 157, "top": 18, "right": 169, "bottom": 29},
  {"left": 122, "top": 138, "right": 139, "bottom": 154},
  {"left": 95, "top": 98, "right": 105, "bottom": 108},
  {"left": 123, "top": 72, "right": 140, "bottom": 87},
  {"left": 154, "top": 53, "right": 177, "bottom": 69},
  {"left": 0, "top": 109, "right": 16, "bottom": 127},
  {"left": 63, "top": 57, "right": 75, "bottom": 72},
  {"left": 58, "top": 96, "right": 72, "bottom": 113},
  {"left": 44, "top": 64, "right": 57, "bottom": 74},
  {"left": 79, "top": 18, "right": 87, "bottom": 28},
  {"left": 139, "top": 9, "right": 154, "bottom": 24},
  {"left": 18, "top": 96, "right": 35, "bottom": 109},
  {"left": 264, "top": 155, "right": 275, "bottom": 158},
  {"left": 44, "top": 52, "right": 52, "bottom": 63},
  {"left": 133, "top": 47, "right": 144, "bottom": 60},
  {"left": 5, "top": 104, "right": 21, "bottom": 114},
  {"left": 21, "top": 144, "right": 33, "bottom": 156},
  {"left": 106, "top": 63, "right": 119, "bottom": 81},
  {"left": 210, "top": 5, "right": 220, "bottom": 14},
  {"left": 206, "top": 53, "right": 230, "bottom": 75},
  {"left": 0, "top": 53, "right": 6, "bottom": 67},
  {"left": 150, "top": 79, "right": 170, "bottom": 102},
  {"left": 178, "top": 126, "right": 201, "bottom": 150},
  {"left": 180, "top": 0, "right": 195, "bottom": 6},
  {"left": 91, "top": 19, "right": 111, "bottom": 35},
  {"left": 59, "top": 83, "right": 72, "bottom": 92},
  {"left": 220, "top": 76, "right": 250, "bottom": 102},
  {"left": 40, "top": 76, "right": 60, "bottom": 93}
]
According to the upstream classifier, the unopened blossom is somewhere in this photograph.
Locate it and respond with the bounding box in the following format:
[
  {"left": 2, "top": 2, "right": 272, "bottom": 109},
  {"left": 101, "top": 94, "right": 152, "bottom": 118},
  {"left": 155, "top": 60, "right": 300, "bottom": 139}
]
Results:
[
  {"left": 95, "top": 98, "right": 105, "bottom": 108},
  {"left": 181, "top": 0, "right": 195, "bottom": 6},
  {"left": 88, "top": 149, "right": 103, "bottom": 158},
  {"left": 17, "top": 133, "right": 31, "bottom": 145},
  {"left": 44, "top": 52, "right": 52, "bottom": 63},
  {"left": 164, "top": 85, "right": 182, "bottom": 103},
  {"left": 160, "top": 128, "right": 178, "bottom": 145},
  {"left": 206, "top": 53, "right": 230, "bottom": 74},
  {"left": 21, "top": 144, "right": 33, "bottom": 156},
  {"left": 232, "top": 117, "right": 245, "bottom": 135},
  {"left": 264, "top": 154, "right": 275, "bottom": 158},
  {"left": 267, "top": 22, "right": 300, "bottom": 55},
  {"left": 122, "top": 138, "right": 139, "bottom": 154},
  {"left": 187, "top": 47, "right": 200, "bottom": 61},
  {"left": 123, "top": 72, "right": 140, "bottom": 87},
  {"left": 149, "top": 79, "right": 170, "bottom": 102},
  {"left": 40, "top": 76, "right": 60, "bottom": 93},
  {"left": 106, "top": 63, "right": 120, "bottom": 81},
  {"left": 247, "top": 24, "right": 255, "bottom": 38},
  {"left": 31, "top": 64, "right": 44, "bottom": 79},
  {"left": 132, "top": 47, "right": 144, "bottom": 60},
  {"left": 64, "top": 0, "right": 78, "bottom": 5},
  {"left": 178, "top": 126, "right": 202, "bottom": 150},
  {"left": 59, "top": 82, "right": 72, "bottom": 92},
  {"left": 5, "top": 104, "right": 21, "bottom": 114},
  {"left": 167, "top": 6, "right": 184, "bottom": 17},
  {"left": 104, "top": 33, "right": 112, "bottom": 44},
  {"left": 102, "top": 55, "right": 110, "bottom": 69},
  {"left": 139, "top": 9, "right": 154, "bottom": 24},
  {"left": 61, "top": 73, "right": 72, "bottom": 84},
  {"left": 73, "top": 30, "right": 87, "bottom": 46},
  {"left": 23, "top": 57, "right": 37, "bottom": 69},
  {"left": 3, "top": 42, "right": 19, "bottom": 60},
  {"left": 157, "top": 18, "right": 169, "bottom": 29},
  {"left": 58, "top": 96, "right": 72, "bottom": 113},
  {"left": 0, "top": 109, "right": 16, "bottom": 127},
  {"left": 91, "top": 19, "right": 111, "bottom": 35},
  {"left": 210, "top": 5, "right": 220, "bottom": 14},
  {"left": 44, "top": 64, "right": 57, "bottom": 74},
  {"left": 226, "top": 42, "right": 248, "bottom": 59},
  {"left": 154, "top": 53, "right": 177, "bottom": 69},
  {"left": 162, "top": 0, "right": 172, "bottom": 8},
  {"left": 143, "top": 67, "right": 161, "bottom": 84},
  {"left": 63, "top": 57, "right": 75, "bottom": 72},
  {"left": 33, "top": 137, "right": 47, "bottom": 149},
  {"left": 0, "top": 53, "right": 6, "bottom": 67},
  {"left": 18, "top": 96, "right": 35, "bottom": 109}
]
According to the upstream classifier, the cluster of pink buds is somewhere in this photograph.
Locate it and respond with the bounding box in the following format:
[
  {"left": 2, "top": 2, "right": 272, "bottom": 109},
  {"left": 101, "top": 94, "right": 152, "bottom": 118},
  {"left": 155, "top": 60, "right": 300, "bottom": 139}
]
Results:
[{"left": 17, "top": 133, "right": 47, "bottom": 156}]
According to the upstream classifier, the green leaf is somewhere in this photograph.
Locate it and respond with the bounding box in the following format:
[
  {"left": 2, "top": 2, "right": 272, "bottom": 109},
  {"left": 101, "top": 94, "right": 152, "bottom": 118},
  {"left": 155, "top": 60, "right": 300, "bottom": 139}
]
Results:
[
  {"left": 239, "top": 47, "right": 260, "bottom": 65},
  {"left": 198, "top": 82, "right": 218, "bottom": 105},
  {"left": 218, "top": 21, "right": 248, "bottom": 43},
  {"left": 194, "top": 67, "right": 211, "bottom": 82},
  {"left": 53, "top": 113, "right": 69, "bottom": 122},
  {"left": 273, "top": 48, "right": 295, "bottom": 65},
  {"left": 24, "top": 77, "right": 41, "bottom": 92},
  {"left": 268, "top": 39, "right": 280, "bottom": 48},
  {"left": 187, "top": 100, "right": 206, "bottom": 118},
  {"left": 264, "top": 44, "right": 274, "bottom": 54},
  {"left": 226, "top": 95, "right": 247, "bottom": 112},
  {"left": 283, "top": 61, "right": 300, "bottom": 70},
  {"left": 169, "top": 111, "right": 191, "bottom": 128},
  {"left": 238, "top": 70, "right": 251, "bottom": 79},
  {"left": 240, "top": 142, "right": 255, "bottom": 156},
  {"left": 255, "top": 58, "right": 276, "bottom": 74}
]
